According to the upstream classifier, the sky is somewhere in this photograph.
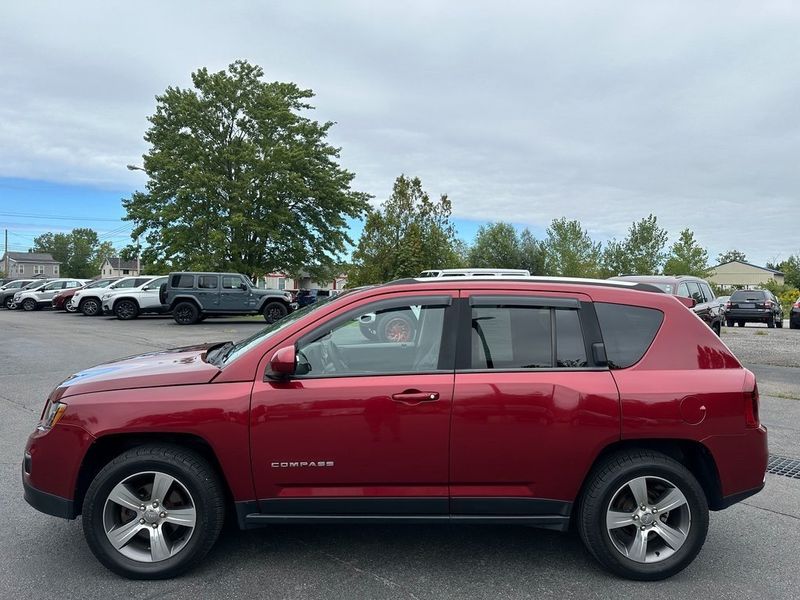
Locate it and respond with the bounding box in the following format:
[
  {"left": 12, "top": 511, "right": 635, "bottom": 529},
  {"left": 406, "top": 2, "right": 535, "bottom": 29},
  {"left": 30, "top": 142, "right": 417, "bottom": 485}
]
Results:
[{"left": 1, "top": 0, "right": 799, "bottom": 265}]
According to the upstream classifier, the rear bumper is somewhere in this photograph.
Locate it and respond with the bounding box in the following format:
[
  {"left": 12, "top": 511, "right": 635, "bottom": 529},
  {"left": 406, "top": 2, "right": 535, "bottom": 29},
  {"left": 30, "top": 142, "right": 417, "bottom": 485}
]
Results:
[
  {"left": 704, "top": 425, "right": 768, "bottom": 508},
  {"left": 726, "top": 309, "right": 776, "bottom": 321}
]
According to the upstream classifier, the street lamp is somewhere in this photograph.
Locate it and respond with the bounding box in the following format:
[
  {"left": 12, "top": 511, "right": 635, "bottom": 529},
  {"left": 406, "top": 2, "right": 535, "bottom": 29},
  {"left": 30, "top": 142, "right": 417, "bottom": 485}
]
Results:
[{"left": 126, "top": 164, "right": 146, "bottom": 172}]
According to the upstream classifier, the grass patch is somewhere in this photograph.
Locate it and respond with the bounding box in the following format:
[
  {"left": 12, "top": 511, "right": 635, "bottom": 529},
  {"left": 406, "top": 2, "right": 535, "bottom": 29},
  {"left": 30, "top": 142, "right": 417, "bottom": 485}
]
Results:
[
  {"left": 772, "top": 391, "right": 800, "bottom": 401},
  {"left": 755, "top": 331, "right": 768, "bottom": 336}
]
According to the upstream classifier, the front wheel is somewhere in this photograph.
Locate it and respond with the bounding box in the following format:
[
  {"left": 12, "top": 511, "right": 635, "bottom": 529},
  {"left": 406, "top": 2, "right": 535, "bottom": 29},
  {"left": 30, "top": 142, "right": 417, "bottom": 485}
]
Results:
[
  {"left": 114, "top": 299, "right": 140, "bottom": 320},
  {"left": 81, "top": 445, "right": 225, "bottom": 579},
  {"left": 577, "top": 450, "right": 709, "bottom": 581},
  {"left": 262, "top": 301, "right": 288, "bottom": 324},
  {"left": 22, "top": 298, "right": 37, "bottom": 311},
  {"left": 81, "top": 298, "right": 102, "bottom": 316},
  {"left": 3, "top": 296, "right": 12, "bottom": 309}
]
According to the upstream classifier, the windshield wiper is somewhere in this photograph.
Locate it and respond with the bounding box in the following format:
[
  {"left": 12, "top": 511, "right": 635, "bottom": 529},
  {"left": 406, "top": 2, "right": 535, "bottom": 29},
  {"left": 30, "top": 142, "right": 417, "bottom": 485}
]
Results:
[{"left": 206, "top": 342, "right": 234, "bottom": 366}]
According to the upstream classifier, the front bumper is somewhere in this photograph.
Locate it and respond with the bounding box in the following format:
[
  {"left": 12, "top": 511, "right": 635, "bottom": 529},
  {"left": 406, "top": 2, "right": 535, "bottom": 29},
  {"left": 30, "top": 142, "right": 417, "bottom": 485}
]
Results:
[{"left": 22, "top": 463, "right": 75, "bottom": 519}]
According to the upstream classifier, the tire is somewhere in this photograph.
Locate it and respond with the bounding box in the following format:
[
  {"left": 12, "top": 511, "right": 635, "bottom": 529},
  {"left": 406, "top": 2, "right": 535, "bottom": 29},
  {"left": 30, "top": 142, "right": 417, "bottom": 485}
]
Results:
[
  {"left": 791, "top": 320, "right": 799, "bottom": 330},
  {"left": 379, "top": 312, "right": 416, "bottom": 342},
  {"left": 22, "top": 298, "right": 37, "bottom": 311},
  {"left": 114, "top": 299, "right": 140, "bottom": 320},
  {"left": 3, "top": 296, "right": 12, "bottom": 309},
  {"left": 577, "top": 449, "right": 709, "bottom": 581},
  {"left": 767, "top": 316, "right": 775, "bottom": 329},
  {"left": 65, "top": 300, "right": 78, "bottom": 313},
  {"left": 711, "top": 321, "right": 721, "bottom": 337},
  {"left": 262, "top": 301, "right": 288, "bottom": 324},
  {"left": 738, "top": 321, "right": 745, "bottom": 327},
  {"left": 173, "top": 302, "right": 200, "bottom": 325},
  {"left": 81, "top": 444, "right": 225, "bottom": 579},
  {"left": 159, "top": 283, "right": 167, "bottom": 305},
  {"left": 725, "top": 319, "right": 733, "bottom": 328},
  {"left": 776, "top": 317, "right": 783, "bottom": 329},
  {"left": 81, "top": 298, "right": 102, "bottom": 317}
]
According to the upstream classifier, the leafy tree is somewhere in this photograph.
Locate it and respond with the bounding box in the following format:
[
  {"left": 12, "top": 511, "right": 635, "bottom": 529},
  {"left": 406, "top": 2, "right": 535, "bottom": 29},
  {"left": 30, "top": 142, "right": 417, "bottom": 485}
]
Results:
[
  {"left": 123, "top": 60, "right": 369, "bottom": 281},
  {"left": 601, "top": 214, "right": 667, "bottom": 276},
  {"left": 518, "top": 229, "right": 547, "bottom": 275},
  {"left": 467, "top": 222, "right": 521, "bottom": 268},
  {"left": 600, "top": 239, "right": 628, "bottom": 278},
  {"left": 348, "top": 175, "right": 461, "bottom": 286},
  {"left": 663, "top": 229, "right": 709, "bottom": 277},
  {"left": 31, "top": 228, "right": 113, "bottom": 278},
  {"left": 717, "top": 249, "right": 747, "bottom": 265},
  {"left": 774, "top": 254, "right": 800, "bottom": 289},
  {"left": 542, "top": 218, "right": 601, "bottom": 277}
]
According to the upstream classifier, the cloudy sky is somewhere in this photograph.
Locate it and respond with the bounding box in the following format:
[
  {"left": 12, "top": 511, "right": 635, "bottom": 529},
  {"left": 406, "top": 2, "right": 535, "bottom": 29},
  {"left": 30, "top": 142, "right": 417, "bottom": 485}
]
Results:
[{"left": 1, "top": 0, "right": 799, "bottom": 264}]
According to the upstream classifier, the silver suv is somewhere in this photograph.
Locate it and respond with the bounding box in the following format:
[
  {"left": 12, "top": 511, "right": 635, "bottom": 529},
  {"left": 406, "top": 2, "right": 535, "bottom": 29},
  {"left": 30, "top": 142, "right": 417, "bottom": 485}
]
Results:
[
  {"left": 14, "top": 279, "right": 87, "bottom": 311},
  {"left": 102, "top": 276, "right": 168, "bottom": 319},
  {"left": 69, "top": 277, "right": 153, "bottom": 316}
]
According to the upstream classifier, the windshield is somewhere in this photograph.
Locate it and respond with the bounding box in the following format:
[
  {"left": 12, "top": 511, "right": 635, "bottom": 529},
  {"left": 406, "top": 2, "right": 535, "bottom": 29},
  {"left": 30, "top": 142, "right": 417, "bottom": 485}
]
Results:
[
  {"left": 86, "top": 279, "right": 116, "bottom": 289},
  {"left": 217, "top": 292, "right": 348, "bottom": 365}
]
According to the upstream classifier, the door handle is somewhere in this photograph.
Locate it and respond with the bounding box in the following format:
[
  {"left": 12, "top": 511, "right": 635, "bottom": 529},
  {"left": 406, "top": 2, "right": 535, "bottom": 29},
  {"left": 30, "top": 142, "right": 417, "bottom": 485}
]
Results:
[{"left": 391, "top": 389, "right": 439, "bottom": 405}]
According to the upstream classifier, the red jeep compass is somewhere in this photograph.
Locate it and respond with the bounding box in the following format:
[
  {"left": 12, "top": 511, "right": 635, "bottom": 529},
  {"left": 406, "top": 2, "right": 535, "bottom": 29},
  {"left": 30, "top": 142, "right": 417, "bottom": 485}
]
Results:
[{"left": 22, "top": 277, "right": 767, "bottom": 580}]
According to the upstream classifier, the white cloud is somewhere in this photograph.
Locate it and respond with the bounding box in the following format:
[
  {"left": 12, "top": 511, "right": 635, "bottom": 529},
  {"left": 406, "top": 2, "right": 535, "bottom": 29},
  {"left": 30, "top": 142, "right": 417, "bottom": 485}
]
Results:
[{"left": 1, "top": 0, "right": 799, "bottom": 263}]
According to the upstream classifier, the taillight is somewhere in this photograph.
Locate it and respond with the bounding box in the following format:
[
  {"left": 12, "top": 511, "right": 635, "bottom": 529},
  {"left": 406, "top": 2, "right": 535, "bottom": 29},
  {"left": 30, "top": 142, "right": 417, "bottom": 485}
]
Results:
[
  {"left": 725, "top": 302, "right": 732, "bottom": 309},
  {"left": 745, "top": 384, "right": 760, "bottom": 428},
  {"left": 793, "top": 301, "right": 800, "bottom": 309},
  {"left": 764, "top": 301, "right": 773, "bottom": 308}
]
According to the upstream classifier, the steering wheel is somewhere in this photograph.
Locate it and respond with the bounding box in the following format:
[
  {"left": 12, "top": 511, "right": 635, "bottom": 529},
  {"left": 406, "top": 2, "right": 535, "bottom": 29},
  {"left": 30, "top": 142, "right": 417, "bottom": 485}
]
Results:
[{"left": 318, "top": 335, "right": 350, "bottom": 373}]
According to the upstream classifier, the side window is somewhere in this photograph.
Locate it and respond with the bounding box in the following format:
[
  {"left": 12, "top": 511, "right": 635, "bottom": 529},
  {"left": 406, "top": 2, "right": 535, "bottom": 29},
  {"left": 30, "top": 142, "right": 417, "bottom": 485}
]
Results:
[
  {"left": 222, "top": 276, "right": 243, "bottom": 290},
  {"left": 699, "top": 283, "right": 714, "bottom": 303},
  {"left": 677, "top": 283, "right": 689, "bottom": 298},
  {"left": 114, "top": 279, "right": 136, "bottom": 289},
  {"left": 685, "top": 282, "right": 703, "bottom": 304},
  {"left": 555, "top": 309, "right": 587, "bottom": 367},
  {"left": 198, "top": 275, "right": 218, "bottom": 289},
  {"left": 595, "top": 303, "right": 663, "bottom": 369},
  {"left": 171, "top": 274, "right": 194, "bottom": 289},
  {"left": 471, "top": 305, "right": 552, "bottom": 369},
  {"left": 297, "top": 300, "right": 448, "bottom": 376}
]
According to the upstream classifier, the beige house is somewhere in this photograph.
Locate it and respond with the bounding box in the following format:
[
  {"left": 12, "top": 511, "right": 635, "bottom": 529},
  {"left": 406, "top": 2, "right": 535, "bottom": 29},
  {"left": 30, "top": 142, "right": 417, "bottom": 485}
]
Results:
[
  {"left": 100, "top": 257, "right": 140, "bottom": 278},
  {"left": 260, "top": 271, "right": 348, "bottom": 291},
  {"left": 708, "top": 260, "right": 784, "bottom": 289}
]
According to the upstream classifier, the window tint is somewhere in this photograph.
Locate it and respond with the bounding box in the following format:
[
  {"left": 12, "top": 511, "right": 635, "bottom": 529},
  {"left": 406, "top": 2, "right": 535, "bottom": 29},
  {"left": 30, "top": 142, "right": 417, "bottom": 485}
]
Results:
[
  {"left": 113, "top": 279, "right": 137, "bottom": 289},
  {"left": 171, "top": 274, "right": 194, "bottom": 289},
  {"left": 222, "top": 276, "right": 243, "bottom": 290},
  {"left": 685, "top": 282, "right": 703, "bottom": 304},
  {"left": 471, "top": 305, "right": 552, "bottom": 369},
  {"left": 198, "top": 275, "right": 218, "bottom": 289},
  {"left": 730, "top": 290, "right": 765, "bottom": 301},
  {"left": 595, "top": 303, "right": 663, "bottom": 369},
  {"left": 297, "top": 302, "right": 447, "bottom": 376},
  {"left": 556, "top": 309, "right": 587, "bottom": 367},
  {"left": 147, "top": 277, "right": 168, "bottom": 288},
  {"left": 698, "top": 283, "right": 714, "bottom": 303}
]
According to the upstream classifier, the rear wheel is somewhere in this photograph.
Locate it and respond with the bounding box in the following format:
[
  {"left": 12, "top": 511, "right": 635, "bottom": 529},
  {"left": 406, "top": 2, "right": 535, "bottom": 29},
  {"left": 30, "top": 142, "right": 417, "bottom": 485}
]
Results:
[
  {"left": 22, "top": 298, "right": 37, "bottom": 311},
  {"left": 776, "top": 317, "right": 783, "bottom": 328},
  {"left": 711, "top": 321, "right": 721, "bottom": 336},
  {"left": 577, "top": 450, "right": 708, "bottom": 581},
  {"left": 767, "top": 316, "right": 775, "bottom": 329},
  {"left": 725, "top": 319, "right": 733, "bottom": 328},
  {"left": 3, "top": 296, "right": 12, "bottom": 309},
  {"left": 738, "top": 320, "right": 746, "bottom": 327},
  {"left": 262, "top": 301, "right": 288, "bottom": 324},
  {"left": 114, "top": 299, "right": 140, "bottom": 320},
  {"left": 81, "top": 298, "right": 102, "bottom": 316},
  {"left": 65, "top": 300, "right": 78, "bottom": 313},
  {"left": 81, "top": 444, "right": 225, "bottom": 579},
  {"left": 173, "top": 302, "right": 200, "bottom": 325}
]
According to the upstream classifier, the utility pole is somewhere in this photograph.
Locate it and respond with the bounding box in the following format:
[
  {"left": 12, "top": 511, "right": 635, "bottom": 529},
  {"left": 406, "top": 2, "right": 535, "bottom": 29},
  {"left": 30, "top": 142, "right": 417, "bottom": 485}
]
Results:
[
  {"left": 136, "top": 235, "right": 140, "bottom": 275},
  {"left": 4, "top": 229, "right": 7, "bottom": 277}
]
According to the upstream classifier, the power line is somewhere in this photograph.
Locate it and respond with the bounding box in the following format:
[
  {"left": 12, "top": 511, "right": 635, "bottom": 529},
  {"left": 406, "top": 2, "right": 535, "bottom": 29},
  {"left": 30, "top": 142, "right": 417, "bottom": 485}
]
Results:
[{"left": 0, "top": 211, "right": 124, "bottom": 223}]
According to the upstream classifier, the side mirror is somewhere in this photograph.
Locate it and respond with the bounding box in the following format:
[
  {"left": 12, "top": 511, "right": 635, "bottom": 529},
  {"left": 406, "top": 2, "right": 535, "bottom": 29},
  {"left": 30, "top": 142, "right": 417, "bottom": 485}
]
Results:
[
  {"left": 240, "top": 282, "right": 248, "bottom": 291},
  {"left": 592, "top": 342, "right": 608, "bottom": 367},
  {"left": 266, "top": 346, "right": 297, "bottom": 380},
  {"left": 676, "top": 296, "right": 696, "bottom": 309}
]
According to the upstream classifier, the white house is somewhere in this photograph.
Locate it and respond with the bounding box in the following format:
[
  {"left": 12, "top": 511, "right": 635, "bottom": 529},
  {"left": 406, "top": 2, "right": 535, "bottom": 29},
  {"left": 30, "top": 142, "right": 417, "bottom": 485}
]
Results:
[{"left": 100, "top": 257, "right": 140, "bottom": 278}]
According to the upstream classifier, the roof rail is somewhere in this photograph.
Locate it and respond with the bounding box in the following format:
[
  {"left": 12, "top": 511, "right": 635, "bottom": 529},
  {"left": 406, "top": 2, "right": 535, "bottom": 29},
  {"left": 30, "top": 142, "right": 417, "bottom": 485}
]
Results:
[{"left": 383, "top": 275, "right": 666, "bottom": 294}]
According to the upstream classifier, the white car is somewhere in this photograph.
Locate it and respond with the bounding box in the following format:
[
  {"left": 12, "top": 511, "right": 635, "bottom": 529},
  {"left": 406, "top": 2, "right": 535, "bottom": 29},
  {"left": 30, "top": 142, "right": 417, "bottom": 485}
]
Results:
[
  {"left": 101, "top": 276, "right": 168, "bottom": 319},
  {"left": 69, "top": 276, "right": 155, "bottom": 316},
  {"left": 14, "top": 279, "right": 88, "bottom": 311}
]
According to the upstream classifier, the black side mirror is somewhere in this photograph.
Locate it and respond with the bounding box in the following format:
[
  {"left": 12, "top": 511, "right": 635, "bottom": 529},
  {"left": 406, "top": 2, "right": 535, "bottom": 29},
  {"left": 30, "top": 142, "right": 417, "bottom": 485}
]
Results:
[
  {"left": 592, "top": 342, "right": 608, "bottom": 367},
  {"left": 240, "top": 283, "right": 248, "bottom": 291}
]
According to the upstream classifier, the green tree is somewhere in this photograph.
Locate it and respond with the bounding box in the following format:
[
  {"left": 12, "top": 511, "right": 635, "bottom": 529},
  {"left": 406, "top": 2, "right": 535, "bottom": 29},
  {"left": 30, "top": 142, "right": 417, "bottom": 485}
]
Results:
[
  {"left": 663, "top": 229, "right": 709, "bottom": 277},
  {"left": 31, "top": 228, "right": 113, "bottom": 278},
  {"left": 774, "top": 254, "right": 800, "bottom": 289},
  {"left": 542, "top": 218, "right": 601, "bottom": 277},
  {"left": 600, "top": 238, "right": 628, "bottom": 278},
  {"left": 348, "top": 175, "right": 461, "bottom": 286},
  {"left": 717, "top": 249, "right": 747, "bottom": 265},
  {"left": 122, "top": 60, "right": 369, "bottom": 280},
  {"left": 467, "top": 222, "right": 521, "bottom": 268},
  {"left": 518, "top": 229, "right": 547, "bottom": 275},
  {"left": 602, "top": 214, "right": 668, "bottom": 276}
]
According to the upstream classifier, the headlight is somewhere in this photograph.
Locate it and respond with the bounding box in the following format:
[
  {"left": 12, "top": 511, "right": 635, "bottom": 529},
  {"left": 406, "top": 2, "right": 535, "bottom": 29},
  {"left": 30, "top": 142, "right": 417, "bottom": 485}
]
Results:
[
  {"left": 101, "top": 293, "right": 111, "bottom": 300},
  {"left": 38, "top": 400, "right": 67, "bottom": 431}
]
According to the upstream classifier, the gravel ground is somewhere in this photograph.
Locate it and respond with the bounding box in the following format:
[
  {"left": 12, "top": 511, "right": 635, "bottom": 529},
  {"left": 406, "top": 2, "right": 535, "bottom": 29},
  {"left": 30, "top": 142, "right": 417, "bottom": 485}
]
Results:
[{"left": 0, "top": 309, "right": 798, "bottom": 599}]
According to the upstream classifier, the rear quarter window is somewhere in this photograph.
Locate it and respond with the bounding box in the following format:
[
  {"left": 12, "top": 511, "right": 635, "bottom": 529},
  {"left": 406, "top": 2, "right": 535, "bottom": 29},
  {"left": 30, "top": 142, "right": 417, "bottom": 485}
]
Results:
[
  {"left": 171, "top": 274, "right": 195, "bottom": 289},
  {"left": 595, "top": 302, "right": 664, "bottom": 369}
]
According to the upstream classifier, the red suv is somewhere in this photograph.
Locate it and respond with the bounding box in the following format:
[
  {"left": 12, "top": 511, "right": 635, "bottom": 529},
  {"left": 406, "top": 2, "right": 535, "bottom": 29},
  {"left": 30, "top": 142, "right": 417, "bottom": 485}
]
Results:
[{"left": 23, "top": 277, "right": 767, "bottom": 580}]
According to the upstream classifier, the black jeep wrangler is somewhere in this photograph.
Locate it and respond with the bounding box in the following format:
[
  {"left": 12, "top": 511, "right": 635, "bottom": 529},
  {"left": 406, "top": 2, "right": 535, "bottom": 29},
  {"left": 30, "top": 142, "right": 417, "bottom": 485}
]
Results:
[{"left": 161, "top": 272, "right": 295, "bottom": 325}]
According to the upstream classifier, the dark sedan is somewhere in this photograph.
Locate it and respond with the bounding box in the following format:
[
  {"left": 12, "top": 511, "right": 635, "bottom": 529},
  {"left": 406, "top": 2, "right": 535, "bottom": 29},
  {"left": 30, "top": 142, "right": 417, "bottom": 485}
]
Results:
[{"left": 790, "top": 297, "right": 800, "bottom": 329}]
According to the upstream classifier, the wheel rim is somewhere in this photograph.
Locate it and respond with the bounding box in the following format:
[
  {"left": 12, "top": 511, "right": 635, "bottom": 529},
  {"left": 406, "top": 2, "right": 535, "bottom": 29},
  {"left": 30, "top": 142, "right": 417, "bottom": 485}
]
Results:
[
  {"left": 66, "top": 301, "right": 76, "bottom": 313},
  {"left": 117, "top": 301, "right": 135, "bottom": 319},
  {"left": 266, "top": 306, "right": 284, "bottom": 322},
  {"left": 23, "top": 300, "right": 35, "bottom": 311},
  {"left": 103, "top": 471, "right": 196, "bottom": 563},
  {"left": 84, "top": 300, "right": 99, "bottom": 315},
  {"left": 383, "top": 317, "right": 412, "bottom": 342},
  {"left": 175, "top": 306, "right": 193, "bottom": 323},
  {"left": 605, "top": 475, "right": 691, "bottom": 564}
]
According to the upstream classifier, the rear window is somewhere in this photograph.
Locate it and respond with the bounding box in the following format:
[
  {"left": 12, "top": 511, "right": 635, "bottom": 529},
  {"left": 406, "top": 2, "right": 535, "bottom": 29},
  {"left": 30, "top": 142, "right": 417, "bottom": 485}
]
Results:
[
  {"left": 731, "top": 290, "right": 765, "bottom": 301},
  {"left": 595, "top": 303, "right": 664, "bottom": 369},
  {"left": 171, "top": 274, "right": 195, "bottom": 289}
]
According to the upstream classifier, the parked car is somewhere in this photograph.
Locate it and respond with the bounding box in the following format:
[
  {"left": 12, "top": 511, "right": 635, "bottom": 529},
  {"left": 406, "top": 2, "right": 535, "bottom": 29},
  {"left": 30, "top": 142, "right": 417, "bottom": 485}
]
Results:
[
  {"left": 419, "top": 268, "right": 531, "bottom": 277},
  {"left": 70, "top": 277, "right": 154, "bottom": 316},
  {"left": 715, "top": 295, "right": 730, "bottom": 322},
  {"left": 295, "top": 288, "right": 331, "bottom": 308},
  {"left": 610, "top": 275, "right": 723, "bottom": 335},
  {"left": 161, "top": 272, "right": 295, "bottom": 325},
  {"left": 13, "top": 278, "right": 87, "bottom": 311},
  {"left": 790, "top": 297, "right": 800, "bottom": 329},
  {"left": 23, "top": 276, "right": 766, "bottom": 580},
  {"left": 725, "top": 289, "right": 784, "bottom": 328},
  {"left": 53, "top": 278, "right": 119, "bottom": 312},
  {"left": 0, "top": 279, "right": 36, "bottom": 308},
  {"left": 102, "top": 276, "right": 169, "bottom": 319}
]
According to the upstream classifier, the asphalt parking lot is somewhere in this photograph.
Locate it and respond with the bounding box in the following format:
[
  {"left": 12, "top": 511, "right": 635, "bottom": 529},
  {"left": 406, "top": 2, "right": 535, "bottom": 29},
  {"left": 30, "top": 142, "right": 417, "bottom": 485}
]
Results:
[{"left": 1, "top": 310, "right": 799, "bottom": 599}]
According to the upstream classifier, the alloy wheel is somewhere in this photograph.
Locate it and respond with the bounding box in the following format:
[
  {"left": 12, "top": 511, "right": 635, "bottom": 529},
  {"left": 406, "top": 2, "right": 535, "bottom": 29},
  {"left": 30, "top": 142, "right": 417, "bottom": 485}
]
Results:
[
  {"left": 102, "top": 471, "right": 196, "bottom": 563},
  {"left": 605, "top": 476, "right": 691, "bottom": 564}
]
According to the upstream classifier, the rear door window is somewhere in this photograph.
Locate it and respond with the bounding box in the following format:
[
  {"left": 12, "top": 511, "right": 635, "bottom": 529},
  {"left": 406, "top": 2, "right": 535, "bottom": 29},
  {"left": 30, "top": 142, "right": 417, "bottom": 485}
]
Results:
[
  {"left": 595, "top": 303, "right": 663, "bottom": 369},
  {"left": 685, "top": 282, "right": 703, "bottom": 304}
]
